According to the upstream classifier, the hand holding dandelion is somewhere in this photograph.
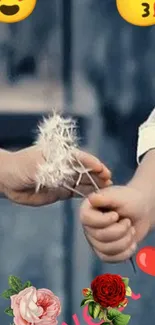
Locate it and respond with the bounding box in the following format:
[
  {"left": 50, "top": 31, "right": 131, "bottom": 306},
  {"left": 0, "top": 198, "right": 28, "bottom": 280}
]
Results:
[
  {"left": 35, "top": 112, "right": 111, "bottom": 196},
  {"left": 0, "top": 115, "right": 111, "bottom": 206},
  {"left": 35, "top": 112, "right": 136, "bottom": 273}
]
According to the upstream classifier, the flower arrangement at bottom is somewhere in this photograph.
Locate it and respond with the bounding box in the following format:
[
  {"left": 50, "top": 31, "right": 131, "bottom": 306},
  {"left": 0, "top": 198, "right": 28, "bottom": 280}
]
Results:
[
  {"left": 81, "top": 274, "right": 141, "bottom": 325},
  {"left": 1, "top": 275, "right": 61, "bottom": 325}
]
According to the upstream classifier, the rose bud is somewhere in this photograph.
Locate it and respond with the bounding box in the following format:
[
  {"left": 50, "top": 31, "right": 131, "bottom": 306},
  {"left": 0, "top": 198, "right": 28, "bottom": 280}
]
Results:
[{"left": 82, "top": 288, "right": 92, "bottom": 297}]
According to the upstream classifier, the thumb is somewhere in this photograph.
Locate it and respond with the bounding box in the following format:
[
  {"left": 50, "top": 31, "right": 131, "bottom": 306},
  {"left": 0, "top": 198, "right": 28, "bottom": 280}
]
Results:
[{"left": 88, "top": 186, "right": 125, "bottom": 210}]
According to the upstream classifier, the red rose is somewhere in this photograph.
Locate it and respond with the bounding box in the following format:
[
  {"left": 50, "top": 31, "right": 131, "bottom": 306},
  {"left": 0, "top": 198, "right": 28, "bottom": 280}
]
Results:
[{"left": 91, "top": 274, "right": 126, "bottom": 308}]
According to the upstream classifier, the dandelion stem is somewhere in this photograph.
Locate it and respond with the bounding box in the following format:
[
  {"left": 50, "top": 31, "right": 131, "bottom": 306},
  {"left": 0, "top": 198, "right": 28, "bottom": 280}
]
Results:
[
  {"left": 64, "top": 184, "right": 86, "bottom": 198},
  {"left": 130, "top": 257, "right": 136, "bottom": 273},
  {"left": 76, "top": 158, "right": 99, "bottom": 191}
]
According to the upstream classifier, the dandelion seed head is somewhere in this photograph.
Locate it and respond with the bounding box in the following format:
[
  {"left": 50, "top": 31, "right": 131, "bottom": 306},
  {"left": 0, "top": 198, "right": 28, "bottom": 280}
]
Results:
[{"left": 35, "top": 112, "right": 79, "bottom": 189}]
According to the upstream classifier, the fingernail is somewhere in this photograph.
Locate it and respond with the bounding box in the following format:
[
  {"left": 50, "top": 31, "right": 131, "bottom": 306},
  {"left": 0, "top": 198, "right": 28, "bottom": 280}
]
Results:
[{"left": 112, "top": 212, "right": 119, "bottom": 221}]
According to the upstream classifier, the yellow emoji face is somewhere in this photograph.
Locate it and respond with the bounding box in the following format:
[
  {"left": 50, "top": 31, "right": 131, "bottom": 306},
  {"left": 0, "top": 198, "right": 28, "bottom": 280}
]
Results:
[
  {"left": 116, "top": 0, "right": 155, "bottom": 26},
  {"left": 0, "top": 0, "right": 37, "bottom": 23}
]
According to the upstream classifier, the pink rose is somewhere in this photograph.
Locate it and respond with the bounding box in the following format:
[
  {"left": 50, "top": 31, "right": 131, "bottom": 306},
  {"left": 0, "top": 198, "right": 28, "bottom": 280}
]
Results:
[{"left": 11, "top": 286, "right": 61, "bottom": 325}]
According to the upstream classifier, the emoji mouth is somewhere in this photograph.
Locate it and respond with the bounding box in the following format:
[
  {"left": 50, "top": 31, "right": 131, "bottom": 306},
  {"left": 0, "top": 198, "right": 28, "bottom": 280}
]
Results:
[{"left": 0, "top": 5, "right": 19, "bottom": 16}]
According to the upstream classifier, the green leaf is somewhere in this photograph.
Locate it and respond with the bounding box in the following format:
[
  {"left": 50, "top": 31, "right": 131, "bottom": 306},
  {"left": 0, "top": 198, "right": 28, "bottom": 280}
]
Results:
[
  {"left": 8, "top": 276, "right": 22, "bottom": 293},
  {"left": 1, "top": 289, "right": 17, "bottom": 299},
  {"left": 22, "top": 281, "right": 32, "bottom": 289},
  {"left": 108, "top": 309, "right": 131, "bottom": 325},
  {"left": 88, "top": 302, "right": 95, "bottom": 318},
  {"left": 126, "top": 286, "right": 132, "bottom": 297},
  {"left": 93, "top": 303, "right": 101, "bottom": 319},
  {"left": 98, "top": 310, "right": 106, "bottom": 320},
  {"left": 4, "top": 307, "right": 14, "bottom": 317},
  {"left": 122, "top": 278, "right": 129, "bottom": 288},
  {"left": 80, "top": 298, "right": 94, "bottom": 307},
  {"left": 102, "top": 323, "right": 111, "bottom": 325},
  {"left": 107, "top": 308, "right": 121, "bottom": 320},
  {"left": 113, "top": 313, "right": 131, "bottom": 325}
]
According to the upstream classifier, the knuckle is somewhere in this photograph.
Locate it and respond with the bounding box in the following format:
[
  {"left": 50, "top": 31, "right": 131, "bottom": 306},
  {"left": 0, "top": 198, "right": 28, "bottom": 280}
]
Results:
[
  {"left": 121, "top": 236, "right": 132, "bottom": 251},
  {"left": 127, "top": 232, "right": 133, "bottom": 245},
  {"left": 124, "top": 245, "right": 136, "bottom": 260},
  {"left": 112, "top": 211, "right": 118, "bottom": 219},
  {"left": 121, "top": 220, "right": 131, "bottom": 233},
  {"left": 94, "top": 229, "right": 105, "bottom": 241},
  {"left": 110, "top": 211, "right": 118, "bottom": 223}
]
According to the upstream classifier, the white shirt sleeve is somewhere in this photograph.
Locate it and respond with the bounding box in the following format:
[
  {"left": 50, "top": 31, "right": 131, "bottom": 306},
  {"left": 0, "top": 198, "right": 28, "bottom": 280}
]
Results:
[{"left": 137, "top": 108, "right": 155, "bottom": 164}]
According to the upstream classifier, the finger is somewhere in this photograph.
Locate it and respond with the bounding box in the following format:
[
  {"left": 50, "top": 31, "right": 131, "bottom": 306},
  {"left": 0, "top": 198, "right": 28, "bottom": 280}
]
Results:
[
  {"left": 80, "top": 201, "right": 119, "bottom": 227},
  {"left": 93, "top": 242, "right": 137, "bottom": 263},
  {"left": 99, "top": 166, "right": 112, "bottom": 181},
  {"left": 85, "top": 218, "right": 131, "bottom": 242},
  {"left": 77, "top": 172, "right": 112, "bottom": 187},
  {"left": 88, "top": 186, "right": 132, "bottom": 211},
  {"left": 104, "top": 179, "right": 113, "bottom": 186},
  {"left": 75, "top": 150, "right": 111, "bottom": 178},
  {"left": 76, "top": 181, "right": 112, "bottom": 197},
  {"left": 85, "top": 226, "right": 135, "bottom": 256},
  {"left": 88, "top": 188, "right": 119, "bottom": 209}
]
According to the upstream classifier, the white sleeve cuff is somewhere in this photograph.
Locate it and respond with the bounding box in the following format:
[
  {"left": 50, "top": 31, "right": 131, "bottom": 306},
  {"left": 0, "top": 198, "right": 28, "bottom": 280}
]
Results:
[{"left": 137, "top": 108, "right": 155, "bottom": 164}]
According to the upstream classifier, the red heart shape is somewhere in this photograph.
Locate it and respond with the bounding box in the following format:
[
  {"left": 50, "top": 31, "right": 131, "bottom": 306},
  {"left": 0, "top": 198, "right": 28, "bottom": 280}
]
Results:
[{"left": 136, "top": 246, "right": 155, "bottom": 276}]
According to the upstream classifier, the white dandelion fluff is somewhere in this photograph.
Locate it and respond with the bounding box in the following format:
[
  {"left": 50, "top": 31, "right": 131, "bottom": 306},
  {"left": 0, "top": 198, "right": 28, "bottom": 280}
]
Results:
[{"left": 35, "top": 111, "right": 98, "bottom": 195}]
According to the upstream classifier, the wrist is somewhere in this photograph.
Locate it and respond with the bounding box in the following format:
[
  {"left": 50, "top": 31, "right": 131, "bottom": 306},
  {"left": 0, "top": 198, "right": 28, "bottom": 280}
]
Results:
[
  {"left": 128, "top": 150, "right": 155, "bottom": 229},
  {"left": 129, "top": 150, "right": 155, "bottom": 193}
]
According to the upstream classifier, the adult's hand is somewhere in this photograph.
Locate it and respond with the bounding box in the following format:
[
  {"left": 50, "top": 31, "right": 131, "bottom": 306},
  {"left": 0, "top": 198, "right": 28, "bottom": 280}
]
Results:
[{"left": 0, "top": 146, "right": 112, "bottom": 206}]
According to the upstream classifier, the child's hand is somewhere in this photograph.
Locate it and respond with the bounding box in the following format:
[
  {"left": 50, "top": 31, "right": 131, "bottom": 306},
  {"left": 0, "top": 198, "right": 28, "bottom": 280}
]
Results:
[{"left": 80, "top": 185, "right": 151, "bottom": 262}]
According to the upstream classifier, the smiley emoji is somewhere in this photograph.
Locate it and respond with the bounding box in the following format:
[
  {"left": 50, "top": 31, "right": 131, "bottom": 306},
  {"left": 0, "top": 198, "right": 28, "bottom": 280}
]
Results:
[
  {"left": 116, "top": 0, "right": 155, "bottom": 26},
  {"left": 0, "top": 0, "right": 37, "bottom": 23}
]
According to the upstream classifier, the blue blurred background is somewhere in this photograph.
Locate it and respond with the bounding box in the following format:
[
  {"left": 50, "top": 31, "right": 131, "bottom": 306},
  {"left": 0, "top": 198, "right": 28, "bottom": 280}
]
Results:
[{"left": 0, "top": 0, "right": 155, "bottom": 324}]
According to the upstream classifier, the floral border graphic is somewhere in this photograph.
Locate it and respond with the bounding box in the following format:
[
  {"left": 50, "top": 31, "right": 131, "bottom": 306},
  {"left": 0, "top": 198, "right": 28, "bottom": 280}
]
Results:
[
  {"left": 80, "top": 274, "right": 141, "bottom": 325},
  {"left": 1, "top": 275, "right": 61, "bottom": 325}
]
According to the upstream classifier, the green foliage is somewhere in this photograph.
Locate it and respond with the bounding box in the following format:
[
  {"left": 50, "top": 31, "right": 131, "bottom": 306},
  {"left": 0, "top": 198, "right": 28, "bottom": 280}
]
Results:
[
  {"left": 22, "top": 281, "right": 32, "bottom": 289},
  {"left": 4, "top": 307, "right": 14, "bottom": 317},
  {"left": 107, "top": 308, "right": 131, "bottom": 325},
  {"left": 88, "top": 302, "right": 95, "bottom": 318},
  {"left": 98, "top": 310, "right": 106, "bottom": 320},
  {"left": 8, "top": 276, "right": 22, "bottom": 293},
  {"left": 1, "top": 289, "right": 17, "bottom": 299},
  {"left": 93, "top": 303, "right": 101, "bottom": 319},
  {"left": 80, "top": 298, "right": 94, "bottom": 307},
  {"left": 108, "top": 309, "right": 121, "bottom": 319},
  {"left": 122, "top": 278, "right": 129, "bottom": 288}
]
